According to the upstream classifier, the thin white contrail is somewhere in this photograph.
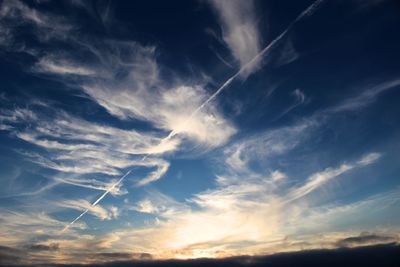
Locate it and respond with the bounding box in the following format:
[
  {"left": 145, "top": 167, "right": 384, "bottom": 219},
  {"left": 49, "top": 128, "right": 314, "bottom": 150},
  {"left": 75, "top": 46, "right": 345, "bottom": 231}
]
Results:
[
  {"left": 61, "top": 170, "right": 131, "bottom": 232},
  {"left": 164, "top": 0, "right": 325, "bottom": 142},
  {"left": 61, "top": 0, "right": 325, "bottom": 233}
]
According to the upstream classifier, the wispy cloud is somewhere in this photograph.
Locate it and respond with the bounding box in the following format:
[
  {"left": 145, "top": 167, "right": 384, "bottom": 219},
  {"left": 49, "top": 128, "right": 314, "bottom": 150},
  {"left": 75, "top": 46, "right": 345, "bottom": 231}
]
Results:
[
  {"left": 223, "top": 120, "right": 315, "bottom": 174},
  {"left": 35, "top": 57, "right": 96, "bottom": 76},
  {"left": 58, "top": 199, "right": 119, "bottom": 221},
  {"left": 102, "top": 169, "right": 398, "bottom": 259},
  {"left": 329, "top": 79, "right": 400, "bottom": 112},
  {"left": 208, "top": 0, "right": 261, "bottom": 77},
  {"left": 286, "top": 152, "right": 381, "bottom": 202},
  {"left": 0, "top": 0, "right": 72, "bottom": 48},
  {"left": 0, "top": 0, "right": 398, "bottom": 264},
  {"left": 273, "top": 89, "right": 307, "bottom": 121},
  {"left": 0, "top": 208, "right": 85, "bottom": 250},
  {"left": 130, "top": 190, "right": 189, "bottom": 218}
]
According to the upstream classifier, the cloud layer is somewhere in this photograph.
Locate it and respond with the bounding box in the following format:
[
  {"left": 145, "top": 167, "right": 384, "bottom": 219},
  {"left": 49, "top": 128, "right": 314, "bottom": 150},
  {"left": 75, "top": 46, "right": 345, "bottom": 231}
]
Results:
[{"left": 0, "top": 0, "right": 399, "bottom": 265}]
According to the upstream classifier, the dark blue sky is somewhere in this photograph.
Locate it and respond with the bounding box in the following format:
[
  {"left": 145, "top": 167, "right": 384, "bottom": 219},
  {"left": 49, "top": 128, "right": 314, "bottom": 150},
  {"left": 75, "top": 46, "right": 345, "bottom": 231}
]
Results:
[{"left": 0, "top": 0, "right": 400, "bottom": 265}]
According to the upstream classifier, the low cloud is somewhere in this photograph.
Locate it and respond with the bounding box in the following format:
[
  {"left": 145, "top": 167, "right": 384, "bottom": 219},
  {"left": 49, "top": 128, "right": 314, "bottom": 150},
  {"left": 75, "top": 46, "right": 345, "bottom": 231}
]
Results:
[
  {"left": 26, "top": 243, "right": 59, "bottom": 252},
  {"left": 2, "top": 242, "right": 399, "bottom": 266},
  {"left": 336, "top": 232, "right": 399, "bottom": 247}
]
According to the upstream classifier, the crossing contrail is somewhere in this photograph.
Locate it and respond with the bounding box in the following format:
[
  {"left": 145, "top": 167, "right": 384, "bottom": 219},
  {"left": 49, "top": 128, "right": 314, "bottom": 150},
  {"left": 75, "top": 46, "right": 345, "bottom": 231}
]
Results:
[{"left": 61, "top": 0, "right": 325, "bottom": 233}]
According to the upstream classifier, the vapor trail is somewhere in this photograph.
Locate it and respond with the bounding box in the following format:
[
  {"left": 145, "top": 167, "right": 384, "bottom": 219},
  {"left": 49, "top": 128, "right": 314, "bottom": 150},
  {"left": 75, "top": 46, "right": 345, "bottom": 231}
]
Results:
[
  {"left": 61, "top": 170, "right": 131, "bottom": 232},
  {"left": 62, "top": 0, "right": 325, "bottom": 233},
  {"left": 164, "top": 0, "right": 325, "bottom": 142}
]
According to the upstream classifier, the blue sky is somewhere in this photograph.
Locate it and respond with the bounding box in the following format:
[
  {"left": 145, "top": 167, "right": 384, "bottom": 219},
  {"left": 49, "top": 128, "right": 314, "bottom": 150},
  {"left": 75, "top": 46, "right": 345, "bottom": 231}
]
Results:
[{"left": 0, "top": 0, "right": 400, "bottom": 265}]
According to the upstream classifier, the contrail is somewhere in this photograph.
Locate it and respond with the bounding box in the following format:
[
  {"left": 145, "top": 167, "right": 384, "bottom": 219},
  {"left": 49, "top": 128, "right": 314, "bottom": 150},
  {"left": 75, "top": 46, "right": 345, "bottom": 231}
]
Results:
[
  {"left": 164, "top": 0, "right": 325, "bottom": 142},
  {"left": 61, "top": 0, "right": 325, "bottom": 233},
  {"left": 61, "top": 170, "right": 131, "bottom": 232}
]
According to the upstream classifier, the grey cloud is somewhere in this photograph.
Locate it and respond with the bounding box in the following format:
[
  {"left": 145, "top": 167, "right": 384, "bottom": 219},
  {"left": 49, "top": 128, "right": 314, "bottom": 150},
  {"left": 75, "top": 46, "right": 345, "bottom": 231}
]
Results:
[
  {"left": 0, "top": 0, "right": 72, "bottom": 48},
  {"left": 336, "top": 232, "right": 399, "bottom": 247},
  {"left": 0, "top": 245, "right": 25, "bottom": 266},
  {"left": 273, "top": 38, "right": 299, "bottom": 67},
  {"left": 84, "top": 252, "right": 153, "bottom": 262},
  {"left": 26, "top": 243, "right": 59, "bottom": 252}
]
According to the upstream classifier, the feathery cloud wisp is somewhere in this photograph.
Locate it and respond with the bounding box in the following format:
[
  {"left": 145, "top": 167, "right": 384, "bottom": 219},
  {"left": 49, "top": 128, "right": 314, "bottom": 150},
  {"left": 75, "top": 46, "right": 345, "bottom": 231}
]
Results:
[{"left": 208, "top": 0, "right": 261, "bottom": 77}]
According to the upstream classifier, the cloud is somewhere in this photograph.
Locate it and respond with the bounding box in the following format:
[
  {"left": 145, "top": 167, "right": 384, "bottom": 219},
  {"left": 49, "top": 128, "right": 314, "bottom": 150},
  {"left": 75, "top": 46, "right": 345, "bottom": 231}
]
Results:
[
  {"left": 357, "top": 152, "right": 382, "bottom": 165},
  {"left": 1, "top": 0, "right": 398, "bottom": 263},
  {"left": 82, "top": 83, "right": 236, "bottom": 149},
  {"left": 223, "top": 120, "right": 316, "bottom": 174},
  {"left": 0, "top": 0, "right": 72, "bottom": 48},
  {"left": 104, "top": 152, "right": 390, "bottom": 258},
  {"left": 0, "top": 1, "right": 332, "bottom": 212},
  {"left": 52, "top": 175, "right": 125, "bottom": 196},
  {"left": 19, "top": 150, "right": 122, "bottom": 176},
  {"left": 35, "top": 57, "right": 96, "bottom": 76},
  {"left": 329, "top": 79, "right": 400, "bottom": 113},
  {"left": 134, "top": 159, "right": 170, "bottom": 186},
  {"left": 292, "top": 88, "right": 306, "bottom": 104},
  {"left": 336, "top": 232, "right": 398, "bottom": 247},
  {"left": 16, "top": 132, "right": 95, "bottom": 151},
  {"left": 0, "top": 0, "right": 240, "bottom": 232},
  {"left": 0, "top": 148, "right": 396, "bottom": 262},
  {"left": 0, "top": 107, "right": 37, "bottom": 125},
  {"left": 1, "top": 0, "right": 50, "bottom": 27},
  {"left": 82, "top": 252, "right": 152, "bottom": 264},
  {"left": 0, "top": 208, "right": 86, "bottom": 255},
  {"left": 1, "top": 106, "right": 179, "bottom": 193},
  {"left": 208, "top": 0, "right": 261, "bottom": 77},
  {"left": 220, "top": 76, "right": 399, "bottom": 185},
  {"left": 290, "top": 189, "right": 400, "bottom": 236},
  {"left": 133, "top": 199, "right": 159, "bottom": 214},
  {"left": 286, "top": 152, "right": 381, "bottom": 202},
  {"left": 1, "top": 243, "right": 400, "bottom": 266},
  {"left": 2, "top": 0, "right": 237, "bottom": 150},
  {"left": 273, "top": 38, "right": 300, "bottom": 67},
  {"left": 273, "top": 89, "right": 307, "bottom": 121},
  {"left": 26, "top": 243, "right": 59, "bottom": 252},
  {"left": 131, "top": 191, "right": 189, "bottom": 217},
  {"left": 207, "top": 0, "right": 326, "bottom": 80},
  {"left": 0, "top": 245, "right": 25, "bottom": 266},
  {"left": 58, "top": 199, "right": 119, "bottom": 221}
]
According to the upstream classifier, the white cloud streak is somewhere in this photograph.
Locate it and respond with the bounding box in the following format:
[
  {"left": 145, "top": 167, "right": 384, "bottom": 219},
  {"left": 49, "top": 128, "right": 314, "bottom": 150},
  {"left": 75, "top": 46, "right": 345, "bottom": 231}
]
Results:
[
  {"left": 286, "top": 152, "right": 381, "bottom": 203},
  {"left": 35, "top": 58, "right": 96, "bottom": 76},
  {"left": 208, "top": 0, "right": 261, "bottom": 76},
  {"left": 273, "top": 89, "right": 307, "bottom": 121},
  {"left": 330, "top": 79, "right": 400, "bottom": 112}
]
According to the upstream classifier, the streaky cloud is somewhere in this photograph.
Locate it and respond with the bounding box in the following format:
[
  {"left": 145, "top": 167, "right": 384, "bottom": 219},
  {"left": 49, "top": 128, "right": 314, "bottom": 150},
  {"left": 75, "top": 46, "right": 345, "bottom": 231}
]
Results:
[
  {"left": 208, "top": 0, "right": 261, "bottom": 77},
  {"left": 59, "top": 0, "right": 329, "bottom": 229},
  {"left": 286, "top": 152, "right": 381, "bottom": 203}
]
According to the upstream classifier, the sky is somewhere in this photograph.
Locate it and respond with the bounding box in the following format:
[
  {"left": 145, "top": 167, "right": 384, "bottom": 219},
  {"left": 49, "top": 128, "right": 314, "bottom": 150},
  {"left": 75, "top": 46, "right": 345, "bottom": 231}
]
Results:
[{"left": 0, "top": 0, "right": 400, "bottom": 265}]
